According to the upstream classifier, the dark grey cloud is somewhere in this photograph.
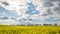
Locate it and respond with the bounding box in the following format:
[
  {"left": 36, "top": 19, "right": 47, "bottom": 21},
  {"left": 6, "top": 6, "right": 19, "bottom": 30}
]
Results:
[
  {"left": 41, "top": 9, "right": 53, "bottom": 16},
  {"left": 0, "top": 16, "right": 8, "bottom": 19},
  {"left": 43, "top": 2, "right": 54, "bottom": 7},
  {"left": 54, "top": 7, "right": 60, "bottom": 14},
  {"left": 1, "top": 2, "right": 9, "bottom": 6}
]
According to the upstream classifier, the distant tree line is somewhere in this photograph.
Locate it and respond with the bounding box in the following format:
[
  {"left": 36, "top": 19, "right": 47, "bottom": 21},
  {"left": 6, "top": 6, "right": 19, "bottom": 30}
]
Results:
[{"left": 10, "top": 23, "right": 60, "bottom": 26}]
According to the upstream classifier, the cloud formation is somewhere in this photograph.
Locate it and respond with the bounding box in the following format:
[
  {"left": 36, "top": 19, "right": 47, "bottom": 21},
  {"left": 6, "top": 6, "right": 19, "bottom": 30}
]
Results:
[{"left": 0, "top": 0, "right": 60, "bottom": 25}]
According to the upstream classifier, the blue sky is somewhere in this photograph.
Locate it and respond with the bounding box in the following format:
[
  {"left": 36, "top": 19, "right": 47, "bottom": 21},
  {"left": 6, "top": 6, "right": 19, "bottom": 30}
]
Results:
[{"left": 0, "top": 0, "right": 60, "bottom": 25}]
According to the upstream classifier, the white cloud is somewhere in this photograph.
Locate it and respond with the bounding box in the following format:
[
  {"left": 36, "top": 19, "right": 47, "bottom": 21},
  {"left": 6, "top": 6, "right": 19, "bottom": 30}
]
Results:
[
  {"left": 0, "top": 16, "right": 4, "bottom": 18},
  {"left": 0, "top": 0, "right": 60, "bottom": 25},
  {"left": 0, "top": 19, "right": 18, "bottom": 25}
]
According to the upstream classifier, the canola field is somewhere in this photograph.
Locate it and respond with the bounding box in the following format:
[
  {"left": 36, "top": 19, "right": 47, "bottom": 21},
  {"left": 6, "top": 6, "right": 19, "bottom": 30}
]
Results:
[{"left": 0, "top": 26, "right": 60, "bottom": 34}]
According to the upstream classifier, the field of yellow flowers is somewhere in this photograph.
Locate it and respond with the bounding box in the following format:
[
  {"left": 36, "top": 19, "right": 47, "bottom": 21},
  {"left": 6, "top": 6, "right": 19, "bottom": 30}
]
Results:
[{"left": 0, "top": 26, "right": 60, "bottom": 34}]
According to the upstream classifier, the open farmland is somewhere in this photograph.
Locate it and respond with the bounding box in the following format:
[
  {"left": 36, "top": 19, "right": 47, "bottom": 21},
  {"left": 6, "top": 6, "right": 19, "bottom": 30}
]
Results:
[{"left": 0, "top": 26, "right": 60, "bottom": 34}]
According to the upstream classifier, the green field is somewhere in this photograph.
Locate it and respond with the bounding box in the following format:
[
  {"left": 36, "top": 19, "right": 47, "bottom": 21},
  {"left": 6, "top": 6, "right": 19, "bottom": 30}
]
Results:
[{"left": 0, "top": 26, "right": 60, "bottom": 34}]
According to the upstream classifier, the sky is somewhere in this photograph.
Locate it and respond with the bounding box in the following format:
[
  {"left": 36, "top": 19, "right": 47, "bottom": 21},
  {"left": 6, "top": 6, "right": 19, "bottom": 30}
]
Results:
[{"left": 0, "top": 0, "right": 60, "bottom": 25}]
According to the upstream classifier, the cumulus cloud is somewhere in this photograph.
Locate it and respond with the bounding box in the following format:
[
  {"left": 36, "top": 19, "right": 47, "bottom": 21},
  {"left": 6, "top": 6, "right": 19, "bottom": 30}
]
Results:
[
  {"left": 0, "top": 0, "right": 60, "bottom": 25},
  {"left": 0, "top": 19, "right": 18, "bottom": 25}
]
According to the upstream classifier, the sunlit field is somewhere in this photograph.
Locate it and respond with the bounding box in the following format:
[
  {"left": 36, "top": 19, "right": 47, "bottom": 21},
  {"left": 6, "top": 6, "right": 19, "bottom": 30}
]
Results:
[{"left": 0, "top": 25, "right": 60, "bottom": 34}]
